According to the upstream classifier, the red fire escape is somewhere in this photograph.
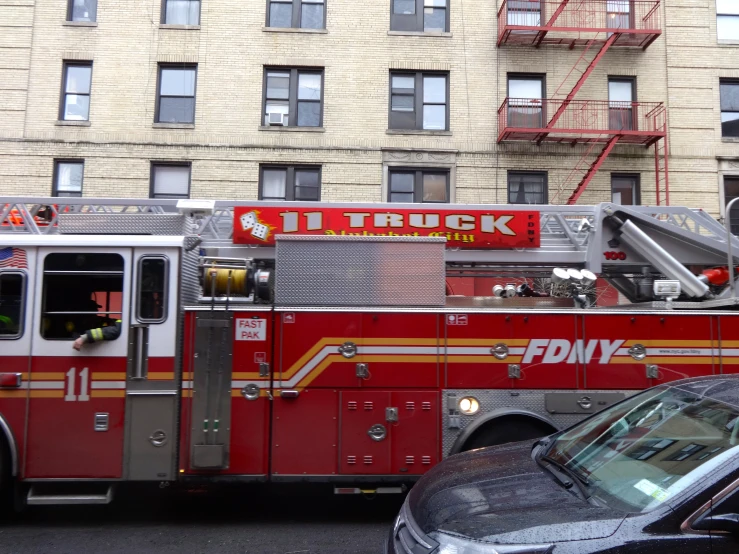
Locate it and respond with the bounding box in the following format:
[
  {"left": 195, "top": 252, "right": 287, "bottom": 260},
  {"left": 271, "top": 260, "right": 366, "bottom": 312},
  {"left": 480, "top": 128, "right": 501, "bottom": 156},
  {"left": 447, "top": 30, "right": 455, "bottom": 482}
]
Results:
[{"left": 497, "top": 0, "right": 668, "bottom": 205}]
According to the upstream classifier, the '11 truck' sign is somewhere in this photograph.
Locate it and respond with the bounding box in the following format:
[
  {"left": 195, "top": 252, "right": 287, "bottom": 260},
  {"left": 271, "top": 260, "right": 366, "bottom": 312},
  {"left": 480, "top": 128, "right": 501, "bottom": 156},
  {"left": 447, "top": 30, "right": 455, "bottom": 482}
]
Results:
[{"left": 233, "top": 206, "right": 540, "bottom": 249}]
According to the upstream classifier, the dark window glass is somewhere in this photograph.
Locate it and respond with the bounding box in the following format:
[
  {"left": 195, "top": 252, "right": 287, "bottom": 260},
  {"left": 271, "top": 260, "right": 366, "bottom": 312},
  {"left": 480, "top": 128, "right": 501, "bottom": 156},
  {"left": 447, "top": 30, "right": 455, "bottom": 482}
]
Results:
[
  {"left": 725, "top": 176, "right": 739, "bottom": 235},
  {"left": 260, "top": 165, "right": 321, "bottom": 201},
  {"left": 721, "top": 80, "right": 739, "bottom": 138},
  {"left": 53, "top": 160, "right": 84, "bottom": 197},
  {"left": 137, "top": 257, "right": 168, "bottom": 323},
  {"left": 42, "top": 253, "right": 124, "bottom": 340},
  {"left": 61, "top": 63, "right": 92, "bottom": 121},
  {"left": 389, "top": 72, "right": 448, "bottom": 131},
  {"left": 164, "top": 0, "right": 200, "bottom": 24},
  {"left": 508, "top": 171, "right": 547, "bottom": 204},
  {"left": 267, "top": 0, "right": 325, "bottom": 29},
  {"left": 68, "top": 0, "right": 97, "bottom": 22},
  {"left": 609, "top": 78, "right": 635, "bottom": 131},
  {"left": 0, "top": 272, "right": 25, "bottom": 339},
  {"left": 612, "top": 174, "right": 640, "bottom": 205},
  {"left": 157, "top": 66, "right": 197, "bottom": 124},
  {"left": 151, "top": 164, "right": 190, "bottom": 199},
  {"left": 263, "top": 68, "right": 323, "bottom": 127},
  {"left": 391, "top": 0, "right": 448, "bottom": 32},
  {"left": 388, "top": 169, "right": 449, "bottom": 203}
]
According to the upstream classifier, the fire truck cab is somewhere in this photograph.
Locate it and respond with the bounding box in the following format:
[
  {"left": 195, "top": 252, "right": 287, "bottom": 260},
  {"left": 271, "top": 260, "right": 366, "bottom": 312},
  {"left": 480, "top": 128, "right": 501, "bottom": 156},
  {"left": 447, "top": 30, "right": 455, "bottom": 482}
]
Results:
[{"left": 1, "top": 197, "right": 738, "bottom": 506}]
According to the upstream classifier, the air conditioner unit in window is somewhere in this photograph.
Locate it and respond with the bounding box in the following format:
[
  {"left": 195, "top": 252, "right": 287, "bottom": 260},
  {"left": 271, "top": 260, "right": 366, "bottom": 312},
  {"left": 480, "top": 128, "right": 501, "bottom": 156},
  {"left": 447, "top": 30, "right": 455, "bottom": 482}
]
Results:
[{"left": 267, "top": 112, "right": 287, "bottom": 126}]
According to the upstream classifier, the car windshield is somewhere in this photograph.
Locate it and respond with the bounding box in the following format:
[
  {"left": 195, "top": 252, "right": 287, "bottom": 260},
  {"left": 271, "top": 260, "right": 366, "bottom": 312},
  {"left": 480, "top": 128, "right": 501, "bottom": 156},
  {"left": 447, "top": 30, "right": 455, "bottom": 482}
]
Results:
[{"left": 543, "top": 384, "right": 739, "bottom": 513}]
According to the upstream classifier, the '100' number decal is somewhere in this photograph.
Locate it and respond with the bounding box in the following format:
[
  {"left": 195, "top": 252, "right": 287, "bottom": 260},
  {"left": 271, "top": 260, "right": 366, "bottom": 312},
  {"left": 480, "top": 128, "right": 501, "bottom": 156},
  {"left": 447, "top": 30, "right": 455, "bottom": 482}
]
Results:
[{"left": 65, "top": 367, "right": 90, "bottom": 402}]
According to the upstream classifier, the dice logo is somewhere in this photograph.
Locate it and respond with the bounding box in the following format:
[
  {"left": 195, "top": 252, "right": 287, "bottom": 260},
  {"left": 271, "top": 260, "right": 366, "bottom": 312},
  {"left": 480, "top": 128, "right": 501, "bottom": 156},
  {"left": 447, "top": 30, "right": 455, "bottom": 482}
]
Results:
[
  {"left": 251, "top": 222, "right": 269, "bottom": 241},
  {"left": 240, "top": 211, "right": 258, "bottom": 231}
]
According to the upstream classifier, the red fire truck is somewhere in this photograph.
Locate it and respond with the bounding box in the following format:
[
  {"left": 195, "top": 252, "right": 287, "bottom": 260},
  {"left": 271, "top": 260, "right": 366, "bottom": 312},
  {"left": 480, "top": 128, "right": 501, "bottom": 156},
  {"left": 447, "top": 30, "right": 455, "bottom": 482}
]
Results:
[{"left": 0, "top": 196, "right": 738, "bottom": 506}]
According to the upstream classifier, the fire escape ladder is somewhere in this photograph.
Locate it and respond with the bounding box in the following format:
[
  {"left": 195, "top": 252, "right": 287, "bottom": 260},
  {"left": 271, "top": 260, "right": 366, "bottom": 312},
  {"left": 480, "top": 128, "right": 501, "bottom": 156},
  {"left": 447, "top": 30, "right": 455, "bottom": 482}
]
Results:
[
  {"left": 532, "top": 0, "right": 571, "bottom": 48},
  {"left": 655, "top": 135, "right": 670, "bottom": 206},
  {"left": 534, "top": 32, "right": 621, "bottom": 144},
  {"left": 566, "top": 134, "right": 622, "bottom": 205}
]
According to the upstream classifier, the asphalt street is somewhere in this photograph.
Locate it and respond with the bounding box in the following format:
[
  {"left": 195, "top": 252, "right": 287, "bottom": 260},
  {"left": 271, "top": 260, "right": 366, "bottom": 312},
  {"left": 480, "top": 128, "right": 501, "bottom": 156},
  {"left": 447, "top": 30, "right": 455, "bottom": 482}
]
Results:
[{"left": 0, "top": 484, "right": 403, "bottom": 554}]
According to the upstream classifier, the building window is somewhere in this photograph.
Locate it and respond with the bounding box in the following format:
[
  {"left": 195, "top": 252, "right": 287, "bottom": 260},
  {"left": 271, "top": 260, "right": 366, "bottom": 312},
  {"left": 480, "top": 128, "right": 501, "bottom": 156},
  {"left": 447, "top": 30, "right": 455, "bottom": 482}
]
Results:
[
  {"left": 53, "top": 160, "right": 84, "bottom": 197},
  {"left": 388, "top": 169, "right": 449, "bottom": 203},
  {"left": 609, "top": 77, "right": 636, "bottom": 131},
  {"left": 611, "top": 174, "right": 640, "bottom": 205},
  {"left": 507, "top": 74, "right": 544, "bottom": 128},
  {"left": 150, "top": 163, "right": 191, "bottom": 199},
  {"left": 163, "top": 0, "right": 201, "bottom": 25},
  {"left": 156, "top": 65, "right": 197, "bottom": 124},
  {"left": 717, "top": 0, "right": 739, "bottom": 40},
  {"left": 67, "top": 0, "right": 97, "bottom": 22},
  {"left": 391, "top": 0, "right": 448, "bottom": 32},
  {"left": 263, "top": 68, "right": 323, "bottom": 127},
  {"left": 259, "top": 165, "right": 321, "bottom": 201},
  {"left": 725, "top": 176, "right": 739, "bottom": 234},
  {"left": 507, "top": 0, "right": 541, "bottom": 27},
  {"left": 389, "top": 72, "right": 448, "bottom": 131},
  {"left": 508, "top": 171, "right": 547, "bottom": 204},
  {"left": 60, "top": 62, "right": 92, "bottom": 121},
  {"left": 721, "top": 80, "right": 739, "bottom": 138},
  {"left": 267, "top": 0, "right": 325, "bottom": 29}
]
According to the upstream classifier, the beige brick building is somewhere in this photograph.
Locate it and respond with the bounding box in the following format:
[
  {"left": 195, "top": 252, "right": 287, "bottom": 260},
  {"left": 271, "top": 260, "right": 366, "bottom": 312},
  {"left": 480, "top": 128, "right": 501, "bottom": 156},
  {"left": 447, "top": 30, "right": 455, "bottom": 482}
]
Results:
[{"left": 0, "top": 0, "right": 737, "bottom": 216}]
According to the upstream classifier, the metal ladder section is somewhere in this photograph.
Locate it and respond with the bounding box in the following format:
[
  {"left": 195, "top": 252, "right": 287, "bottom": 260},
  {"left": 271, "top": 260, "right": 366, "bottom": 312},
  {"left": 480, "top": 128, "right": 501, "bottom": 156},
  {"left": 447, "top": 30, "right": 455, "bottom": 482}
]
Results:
[{"left": 0, "top": 196, "right": 736, "bottom": 266}]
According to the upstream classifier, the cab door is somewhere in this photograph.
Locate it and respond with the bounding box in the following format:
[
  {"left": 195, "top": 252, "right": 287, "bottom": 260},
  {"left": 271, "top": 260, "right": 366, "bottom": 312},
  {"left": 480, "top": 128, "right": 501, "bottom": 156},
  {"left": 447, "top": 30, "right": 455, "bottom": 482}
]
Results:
[{"left": 25, "top": 247, "right": 131, "bottom": 478}]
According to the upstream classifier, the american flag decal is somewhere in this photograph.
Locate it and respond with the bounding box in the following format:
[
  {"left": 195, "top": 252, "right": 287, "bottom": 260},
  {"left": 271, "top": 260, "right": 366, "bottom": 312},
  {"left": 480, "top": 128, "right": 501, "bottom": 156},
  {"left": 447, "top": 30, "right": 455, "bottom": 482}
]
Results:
[{"left": 0, "top": 247, "right": 27, "bottom": 269}]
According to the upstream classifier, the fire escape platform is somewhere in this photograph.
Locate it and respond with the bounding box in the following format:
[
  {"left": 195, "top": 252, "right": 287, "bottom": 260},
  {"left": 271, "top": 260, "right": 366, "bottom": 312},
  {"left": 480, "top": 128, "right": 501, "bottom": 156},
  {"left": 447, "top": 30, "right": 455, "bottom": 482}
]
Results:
[
  {"left": 497, "top": 99, "right": 667, "bottom": 147},
  {"left": 497, "top": 0, "right": 662, "bottom": 49}
]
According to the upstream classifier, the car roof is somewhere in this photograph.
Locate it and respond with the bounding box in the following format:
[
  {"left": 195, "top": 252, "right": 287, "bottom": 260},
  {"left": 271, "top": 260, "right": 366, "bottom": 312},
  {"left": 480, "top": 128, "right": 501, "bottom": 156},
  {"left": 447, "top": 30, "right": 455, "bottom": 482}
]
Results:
[{"left": 661, "top": 375, "right": 739, "bottom": 408}]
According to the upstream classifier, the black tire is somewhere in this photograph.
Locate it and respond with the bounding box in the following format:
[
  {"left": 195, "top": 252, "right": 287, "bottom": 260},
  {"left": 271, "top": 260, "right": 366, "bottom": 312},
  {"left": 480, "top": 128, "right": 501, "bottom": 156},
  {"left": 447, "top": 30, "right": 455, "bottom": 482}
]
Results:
[
  {"left": 462, "top": 417, "right": 555, "bottom": 451},
  {"left": 0, "top": 433, "right": 15, "bottom": 516}
]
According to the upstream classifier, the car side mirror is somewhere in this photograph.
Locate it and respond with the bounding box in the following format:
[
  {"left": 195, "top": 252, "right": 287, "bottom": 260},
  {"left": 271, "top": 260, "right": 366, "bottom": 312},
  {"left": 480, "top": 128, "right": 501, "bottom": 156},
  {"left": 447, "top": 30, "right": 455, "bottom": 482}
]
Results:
[{"left": 693, "top": 513, "right": 739, "bottom": 533}]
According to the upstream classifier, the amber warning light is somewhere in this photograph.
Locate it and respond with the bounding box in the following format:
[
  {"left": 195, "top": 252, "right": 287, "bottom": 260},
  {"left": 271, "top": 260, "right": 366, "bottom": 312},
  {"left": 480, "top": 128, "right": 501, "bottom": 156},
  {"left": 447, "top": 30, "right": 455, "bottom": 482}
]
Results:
[{"left": 0, "top": 373, "right": 22, "bottom": 388}]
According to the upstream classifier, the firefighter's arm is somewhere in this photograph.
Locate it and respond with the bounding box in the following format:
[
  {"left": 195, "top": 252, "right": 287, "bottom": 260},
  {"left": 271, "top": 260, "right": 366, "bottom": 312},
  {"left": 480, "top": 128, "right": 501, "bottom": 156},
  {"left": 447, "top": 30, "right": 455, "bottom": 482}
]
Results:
[{"left": 73, "top": 320, "right": 122, "bottom": 350}]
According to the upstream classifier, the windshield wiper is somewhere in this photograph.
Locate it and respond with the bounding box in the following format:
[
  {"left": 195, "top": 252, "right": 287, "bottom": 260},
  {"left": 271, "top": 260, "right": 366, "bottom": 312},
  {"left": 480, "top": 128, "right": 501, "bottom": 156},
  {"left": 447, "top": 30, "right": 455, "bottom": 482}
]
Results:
[{"left": 538, "top": 454, "right": 592, "bottom": 500}]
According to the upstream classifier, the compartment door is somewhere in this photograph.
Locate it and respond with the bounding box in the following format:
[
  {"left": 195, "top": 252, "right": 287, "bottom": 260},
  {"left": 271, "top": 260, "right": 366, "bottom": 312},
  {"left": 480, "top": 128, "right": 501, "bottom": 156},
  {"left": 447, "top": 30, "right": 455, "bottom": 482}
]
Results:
[{"left": 339, "top": 391, "right": 391, "bottom": 475}]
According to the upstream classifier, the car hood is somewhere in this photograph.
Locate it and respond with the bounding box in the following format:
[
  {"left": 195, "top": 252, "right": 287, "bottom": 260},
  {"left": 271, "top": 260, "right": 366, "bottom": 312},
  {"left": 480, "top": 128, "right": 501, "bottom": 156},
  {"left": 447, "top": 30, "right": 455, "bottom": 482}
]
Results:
[{"left": 408, "top": 441, "right": 626, "bottom": 544}]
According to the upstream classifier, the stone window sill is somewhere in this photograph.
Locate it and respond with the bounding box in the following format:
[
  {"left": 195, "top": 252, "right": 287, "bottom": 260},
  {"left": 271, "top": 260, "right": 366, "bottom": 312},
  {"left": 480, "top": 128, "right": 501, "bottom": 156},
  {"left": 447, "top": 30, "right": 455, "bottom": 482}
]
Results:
[
  {"left": 723, "top": 137, "right": 739, "bottom": 143},
  {"left": 63, "top": 21, "right": 97, "bottom": 27},
  {"left": 718, "top": 40, "right": 739, "bottom": 46},
  {"left": 159, "top": 24, "right": 201, "bottom": 30},
  {"left": 153, "top": 122, "right": 195, "bottom": 129},
  {"left": 262, "top": 26, "right": 328, "bottom": 34},
  {"left": 259, "top": 126, "right": 325, "bottom": 132},
  {"left": 387, "top": 30, "right": 452, "bottom": 37},
  {"left": 386, "top": 129, "right": 452, "bottom": 136},
  {"left": 56, "top": 120, "right": 91, "bottom": 127}
]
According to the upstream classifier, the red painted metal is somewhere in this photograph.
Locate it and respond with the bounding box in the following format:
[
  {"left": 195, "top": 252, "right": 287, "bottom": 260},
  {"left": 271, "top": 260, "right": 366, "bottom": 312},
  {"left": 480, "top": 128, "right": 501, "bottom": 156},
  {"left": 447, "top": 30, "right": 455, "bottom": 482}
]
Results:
[
  {"left": 655, "top": 134, "right": 670, "bottom": 206},
  {"left": 389, "top": 391, "right": 439, "bottom": 475},
  {"left": 340, "top": 391, "right": 392, "bottom": 475},
  {"left": 566, "top": 134, "right": 621, "bottom": 205},
  {"left": 497, "top": 0, "right": 662, "bottom": 48}
]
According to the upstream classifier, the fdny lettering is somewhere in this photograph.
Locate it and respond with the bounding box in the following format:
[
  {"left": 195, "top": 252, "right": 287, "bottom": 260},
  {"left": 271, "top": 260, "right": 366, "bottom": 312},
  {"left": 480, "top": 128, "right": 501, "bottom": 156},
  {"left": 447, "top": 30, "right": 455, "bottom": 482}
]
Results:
[
  {"left": 522, "top": 339, "right": 625, "bottom": 364},
  {"left": 235, "top": 318, "right": 267, "bottom": 341}
]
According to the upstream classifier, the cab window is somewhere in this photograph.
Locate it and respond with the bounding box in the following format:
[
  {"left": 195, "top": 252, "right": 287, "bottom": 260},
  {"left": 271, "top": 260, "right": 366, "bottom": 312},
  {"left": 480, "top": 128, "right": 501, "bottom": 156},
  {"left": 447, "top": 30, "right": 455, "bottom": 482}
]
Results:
[
  {"left": 0, "top": 272, "right": 25, "bottom": 339},
  {"left": 41, "top": 253, "right": 124, "bottom": 340},
  {"left": 137, "top": 256, "right": 168, "bottom": 323}
]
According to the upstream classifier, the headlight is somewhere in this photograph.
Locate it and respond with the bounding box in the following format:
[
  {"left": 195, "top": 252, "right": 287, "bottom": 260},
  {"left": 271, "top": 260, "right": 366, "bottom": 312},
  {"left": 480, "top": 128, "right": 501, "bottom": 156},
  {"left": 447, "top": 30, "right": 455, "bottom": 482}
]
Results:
[
  {"left": 459, "top": 396, "right": 480, "bottom": 415},
  {"left": 431, "top": 532, "right": 553, "bottom": 554}
]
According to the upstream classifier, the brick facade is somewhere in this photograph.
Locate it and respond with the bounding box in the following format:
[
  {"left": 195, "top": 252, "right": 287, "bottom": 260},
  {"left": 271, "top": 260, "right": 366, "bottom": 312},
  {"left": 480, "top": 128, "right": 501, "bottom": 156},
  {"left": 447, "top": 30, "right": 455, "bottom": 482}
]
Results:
[{"left": 0, "top": 0, "right": 737, "bottom": 215}]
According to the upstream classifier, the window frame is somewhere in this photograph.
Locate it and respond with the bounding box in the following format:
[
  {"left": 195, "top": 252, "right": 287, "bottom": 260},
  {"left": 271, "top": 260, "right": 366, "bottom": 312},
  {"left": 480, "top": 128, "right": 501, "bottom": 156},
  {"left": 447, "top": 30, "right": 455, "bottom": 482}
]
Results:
[
  {"left": 720, "top": 79, "right": 739, "bottom": 138},
  {"left": 507, "top": 72, "right": 546, "bottom": 129},
  {"left": 390, "top": 0, "right": 449, "bottom": 33},
  {"left": 149, "top": 162, "right": 192, "bottom": 199},
  {"left": 0, "top": 271, "right": 26, "bottom": 341},
  {"left": 388, "top": 71, "right": 450, "bottom": 131},
  {"left": 66, "top": 0, "right": 97, "bottom": 22},
  {"left": 155, "top": 64, "right": 198, "bottom": 124},
  {"left": 611, "top": 173, "right": 641, "bottom": 205},
  {"left": 717, "top": 0, "right": 739, "bottom": 41},
  {"left": 387, "top": 168, "right": 450, "bottom": 203},
  {"left": 59, "top": 61, "right": 93, "bottom": 122},
  {"left": 161, "top": 0, "right": 201, "bottom": 25},
  {"left": 608, "top": 76, "right": 637, "bottom": 131},
  {"left": 724, "top": 174, "right": 739, "bottom": 234},
  {"left": 265, "top": 0, "right": 326, "bottom": 29},
  {"left": 258, "top": 164, "right": 322, "bottom": 201},
  {"left": 52, "top": 159, "right": 84, "bottom": 197},
  {"left": 262, "top": 67, "right": 325, "bottom": 128},
  {"left": 136, "top": 255, "right": 169, "bottom": 324},
  {"left": 507, "top": 170, "right": 549, "bottom": 205}
]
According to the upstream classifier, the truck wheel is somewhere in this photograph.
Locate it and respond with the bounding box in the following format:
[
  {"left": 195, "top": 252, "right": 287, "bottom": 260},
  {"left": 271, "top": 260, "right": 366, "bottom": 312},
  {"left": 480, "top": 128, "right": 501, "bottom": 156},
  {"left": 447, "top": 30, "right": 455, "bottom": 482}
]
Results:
[
  {"left": 462, "top": 417, "right": 555, "bottom": 451},
  {"left": 0, "top": 435, "right": 14, "bottom": 516}
]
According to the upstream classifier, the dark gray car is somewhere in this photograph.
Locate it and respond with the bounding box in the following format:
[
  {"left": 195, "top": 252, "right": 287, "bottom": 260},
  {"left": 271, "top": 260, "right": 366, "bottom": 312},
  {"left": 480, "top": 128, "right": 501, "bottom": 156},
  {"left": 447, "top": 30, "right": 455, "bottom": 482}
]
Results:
[{"left": 387, "top": 376, "right": 739, "bottom": 553}]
